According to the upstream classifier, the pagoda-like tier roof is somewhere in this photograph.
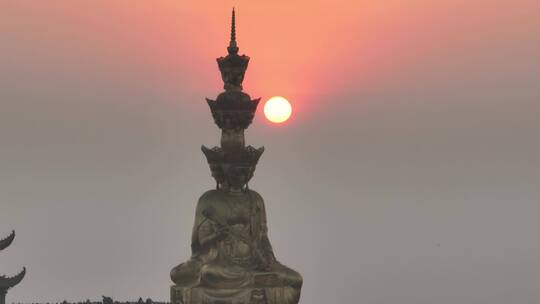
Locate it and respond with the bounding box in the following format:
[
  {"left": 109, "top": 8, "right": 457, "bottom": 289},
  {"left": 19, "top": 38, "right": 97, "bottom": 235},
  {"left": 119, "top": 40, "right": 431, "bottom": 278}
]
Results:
[
  {"left": 0, "top": 230, "right": 15, "bottom": 251},
  {"left": 206, "top": 92, "right": 261, "bottom": 130}
]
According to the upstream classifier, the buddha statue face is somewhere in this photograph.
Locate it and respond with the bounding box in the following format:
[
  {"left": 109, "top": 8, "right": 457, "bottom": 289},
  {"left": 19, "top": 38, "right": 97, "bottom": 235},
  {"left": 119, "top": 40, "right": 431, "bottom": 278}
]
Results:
[
  {"left": 221, "top": 67, "right": 245, "bottom": 91},
  {"left": 225, "top": 164, "right": 253, "bottom": 190}
]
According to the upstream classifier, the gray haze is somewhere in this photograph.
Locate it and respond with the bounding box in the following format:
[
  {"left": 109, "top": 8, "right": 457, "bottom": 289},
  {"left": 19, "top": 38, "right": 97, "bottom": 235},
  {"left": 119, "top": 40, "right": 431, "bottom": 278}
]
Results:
[{"left": 1, "top": 1, "right": 540, "bottom": 304}]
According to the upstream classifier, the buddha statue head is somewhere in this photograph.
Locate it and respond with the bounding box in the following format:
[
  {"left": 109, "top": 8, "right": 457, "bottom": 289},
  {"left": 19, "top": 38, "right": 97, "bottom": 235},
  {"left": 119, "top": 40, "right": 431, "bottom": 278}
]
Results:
[{"left": 202, "top": 145, "right": 264, "bottom": 192}]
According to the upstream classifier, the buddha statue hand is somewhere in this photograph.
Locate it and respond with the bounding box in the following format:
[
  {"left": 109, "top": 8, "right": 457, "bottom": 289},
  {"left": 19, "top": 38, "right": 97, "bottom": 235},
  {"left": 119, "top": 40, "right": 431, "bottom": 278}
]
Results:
[
  {"left": 214, "top": 222, "right": 230, "bottom": 236},
  {"left": 252, "top": 247, "right": 274, "bottom": 272},
  {"left": 202, "top": 206, "right": 272, "bottom": 271}
]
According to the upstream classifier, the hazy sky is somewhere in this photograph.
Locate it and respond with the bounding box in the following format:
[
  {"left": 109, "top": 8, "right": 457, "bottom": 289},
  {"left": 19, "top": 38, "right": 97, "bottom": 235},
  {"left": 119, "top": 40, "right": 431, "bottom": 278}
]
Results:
[{"left": 1, "top": 1, "right": 539, "bottom": 303}]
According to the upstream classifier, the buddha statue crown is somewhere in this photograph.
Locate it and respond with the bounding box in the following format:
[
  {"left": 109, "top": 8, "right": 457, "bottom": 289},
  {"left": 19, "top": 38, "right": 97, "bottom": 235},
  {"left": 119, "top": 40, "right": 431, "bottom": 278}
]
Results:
[{"left": 203, "top": 8, "right": 263, "bottom": 190}]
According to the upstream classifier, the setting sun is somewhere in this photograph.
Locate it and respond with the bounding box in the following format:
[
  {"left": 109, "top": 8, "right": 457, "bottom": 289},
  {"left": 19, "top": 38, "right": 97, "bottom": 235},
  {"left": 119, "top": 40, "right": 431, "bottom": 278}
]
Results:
[{"left": 264, "top": 96, "right": 292, "bottom": 123}]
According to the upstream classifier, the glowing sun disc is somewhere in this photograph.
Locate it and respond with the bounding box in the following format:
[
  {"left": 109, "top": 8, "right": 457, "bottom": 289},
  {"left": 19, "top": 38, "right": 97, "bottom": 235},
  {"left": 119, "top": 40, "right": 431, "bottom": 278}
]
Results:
[{"left": 264, "top": 96, "right": 292, "bottom": 123}]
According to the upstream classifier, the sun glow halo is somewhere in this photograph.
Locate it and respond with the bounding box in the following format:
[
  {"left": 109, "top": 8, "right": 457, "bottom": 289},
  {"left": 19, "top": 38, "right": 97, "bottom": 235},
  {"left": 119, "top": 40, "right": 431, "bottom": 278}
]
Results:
[{"left": 263, "top": 96, "right": 292, "bottom": 124}]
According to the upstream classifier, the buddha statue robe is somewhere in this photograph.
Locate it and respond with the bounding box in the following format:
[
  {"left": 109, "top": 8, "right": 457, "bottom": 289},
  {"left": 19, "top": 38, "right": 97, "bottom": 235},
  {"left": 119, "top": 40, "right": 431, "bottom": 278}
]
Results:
[{"left": 171, "top": 189, "right": 302, "bottom": 298}]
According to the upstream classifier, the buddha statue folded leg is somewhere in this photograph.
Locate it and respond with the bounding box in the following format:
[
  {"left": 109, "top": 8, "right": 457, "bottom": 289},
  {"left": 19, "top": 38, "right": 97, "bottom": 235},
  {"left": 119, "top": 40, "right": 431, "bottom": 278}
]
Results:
[
  {"left": 269, "top": 263, "right": 303, "bottom": 289},
  {"left": 200, "top": 262, "right": 252, "bottom": 288},
  {"left": 170, "top": 259, "right": 202, "bottom": 287},
  {"left": 253, "top": 263, "right": 303, "bottom": 289},
  {"left": 249, "top": 263, "right": 302, "bottom": 304}
]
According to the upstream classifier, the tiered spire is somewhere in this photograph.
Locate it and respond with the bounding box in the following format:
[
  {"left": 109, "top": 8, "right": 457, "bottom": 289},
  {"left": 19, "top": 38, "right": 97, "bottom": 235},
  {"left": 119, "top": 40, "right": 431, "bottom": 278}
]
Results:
[
  {"left": 203, "top": 8, "right": 263, "bottom": 191},
  {"left": 228, "top": 8, "right": 238, "bottom": 54}
]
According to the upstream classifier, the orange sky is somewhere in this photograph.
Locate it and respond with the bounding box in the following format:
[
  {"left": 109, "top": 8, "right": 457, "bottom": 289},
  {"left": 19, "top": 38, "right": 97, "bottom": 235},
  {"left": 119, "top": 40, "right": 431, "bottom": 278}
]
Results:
[{"left": 3, "top": 0, "right": 537, "bottom": 124}]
